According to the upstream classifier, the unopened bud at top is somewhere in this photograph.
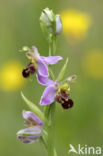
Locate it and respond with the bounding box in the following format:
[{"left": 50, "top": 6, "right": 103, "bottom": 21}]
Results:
[
  {"left": 40, "top": 8, "right": 62, "bottom": 42},
  {"left": 40, "top": 8, "right": 54, "bottom": 27},
  {"left": 55, "top": 15, "right": 62, "bottom": 35}
]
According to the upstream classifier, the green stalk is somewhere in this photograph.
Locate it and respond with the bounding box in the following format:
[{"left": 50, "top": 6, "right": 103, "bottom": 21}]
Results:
[
  {"left": 49, "top": 35, "right": 56, "bottom": 56},
  {"left": 52, "top": 35, "right": 56, "bottom": 56},
  {"left": 47, "top": 102, "right": 56, "bottom": 156},
  {"left": 44, "top": 35, "right": 57, "bottom": 156}
]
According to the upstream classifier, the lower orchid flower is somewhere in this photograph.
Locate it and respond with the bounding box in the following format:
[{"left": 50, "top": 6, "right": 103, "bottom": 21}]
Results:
[
  {"left": 38, "top": 75, "right": 75, "bottom": 109},
  {"left": 22, "top": 46, "right": 63, "bottom": 78},
  {"left": 17, "top": 111, "right": 44, "bottom": 144}
]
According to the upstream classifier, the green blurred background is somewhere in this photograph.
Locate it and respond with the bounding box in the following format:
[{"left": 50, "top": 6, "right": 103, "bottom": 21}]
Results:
[{"left": 0, "top": 0, "right": 103, "bottom": 156}]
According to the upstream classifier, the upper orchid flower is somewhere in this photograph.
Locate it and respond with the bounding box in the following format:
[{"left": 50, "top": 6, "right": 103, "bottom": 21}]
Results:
[
  {"left": 22, "top": 46, "right": 63, "bottom": 78},
  {"left": 38, "top": 75, "right": 76, "bottom": 109},
  {"left": 17, "top": 111, "right": 44, "bottom": 144}
]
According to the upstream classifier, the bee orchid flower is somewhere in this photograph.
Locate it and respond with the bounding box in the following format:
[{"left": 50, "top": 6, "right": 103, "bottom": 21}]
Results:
[
  {"left": 22, "top": 46, "right": 63, "bottom": 78},
  {"left": 17, "top": 111, "right": 44, "bottom": 144},
  {"left": 38, "top": 75, "right": 74, "bottom": 109}
]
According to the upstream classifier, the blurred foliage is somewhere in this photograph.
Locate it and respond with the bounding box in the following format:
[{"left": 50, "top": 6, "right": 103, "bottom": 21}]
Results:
[{"left": 0, "top": 0, "right": 103, "bottom": 156}]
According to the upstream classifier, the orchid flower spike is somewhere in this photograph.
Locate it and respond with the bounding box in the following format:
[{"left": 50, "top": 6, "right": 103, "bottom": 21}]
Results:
[
  {"left": 22, "top": 46, "right": 63, "bottom": 78},
  {"left": 17, "top": 111, "right": 44, "bottom": 144},
  {"left": 38, "top": 75, "right": 75, "bottom": 109}
]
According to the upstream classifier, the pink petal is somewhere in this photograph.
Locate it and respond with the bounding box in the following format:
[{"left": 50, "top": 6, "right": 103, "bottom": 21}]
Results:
[
  {"left": 36, "top": 74, "right": 55, "bottom": 86},
  {"left": 23, "top": 111, "right": 44, "bottom": 126},
  {"left": 37, "top": 58, "right": 49, "bottom": 77},
  {"left": 40, "top": 56, "right": 63, "bottom": 64},
  {"left": 40, "top": 85, "right": 57, "bottom": 105},
  {"left": 17, "top": 126, "right": 41, "bottom": 144}
]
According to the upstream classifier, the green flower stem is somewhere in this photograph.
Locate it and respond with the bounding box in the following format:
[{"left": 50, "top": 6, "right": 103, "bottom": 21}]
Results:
[
  {"left": 49, "top": 35, "right": 56, "bottom": 56},
  {"left": 43, "top": 102, "right": 56, "bottom": 156},
  {"left": 44, "top": 35, "right": 57, "bottom": 156},
  {"left": 52, "top": 35, "right": 56, "bottom": 56},
  {"left": 47, "top": 102, "right": 56, "bottom": 156}
]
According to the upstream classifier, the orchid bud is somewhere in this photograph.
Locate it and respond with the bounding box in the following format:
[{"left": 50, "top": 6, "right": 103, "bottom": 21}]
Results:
[
  {"left": 40, "top": 8, "right": 55, "bottom": 42},
  {"left": 17, "top": 111, "right": 44, "bottom": 144},
  {"left": 23, "top": 111, "right": 44, "bottom": 127},
  {"left": 40, "top": 8, "right": 62, "bottom": 42},
  {"left": 55, "top": 15, "right": 62, "bottom": 35},
  {"left": 40, "top": 8, "right": 54, "bottom": 26}
]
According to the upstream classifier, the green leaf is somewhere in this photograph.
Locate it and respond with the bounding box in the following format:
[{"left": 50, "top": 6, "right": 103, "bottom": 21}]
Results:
[
  {"left": 57, "top": 58, "right": 69, "bottom": 82},
  {"left": 21, "top": 92, "right": 45, "bottom": 122}
]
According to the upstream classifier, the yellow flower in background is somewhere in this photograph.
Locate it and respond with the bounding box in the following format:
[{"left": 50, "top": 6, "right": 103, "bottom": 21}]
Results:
[
  {"left": 0, "top": 61, "right": 26, "bottom": 91},
  {"left": 60, "top": 9, "right": 91, "bottom": 41},
  {"left": 82, "top": 50, "right": 103, "bottom": 79}
]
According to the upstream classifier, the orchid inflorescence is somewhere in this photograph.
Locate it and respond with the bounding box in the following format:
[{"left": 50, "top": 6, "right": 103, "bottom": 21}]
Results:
[{"left": 17, "top": 8, "right": 77, "bottom": 156}]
